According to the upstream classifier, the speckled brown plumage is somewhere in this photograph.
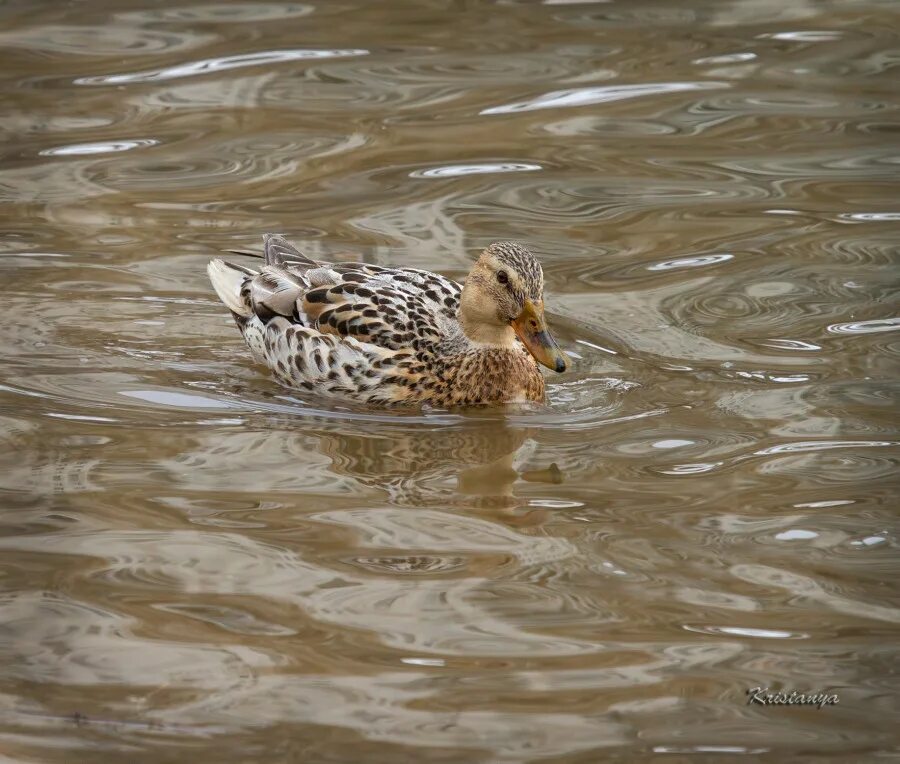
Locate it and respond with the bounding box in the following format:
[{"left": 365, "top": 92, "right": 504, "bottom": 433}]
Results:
[{"left": 208, "top": 234, "right": 558, "bottom": 407}]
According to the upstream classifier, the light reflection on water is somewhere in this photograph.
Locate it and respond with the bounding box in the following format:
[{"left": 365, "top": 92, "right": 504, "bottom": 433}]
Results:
[
  {"left": 74, "top": 48, "right": 372, "bottom": 85},
  {"left": 1, "top": 0, "right": 898, "bottom": 761}
]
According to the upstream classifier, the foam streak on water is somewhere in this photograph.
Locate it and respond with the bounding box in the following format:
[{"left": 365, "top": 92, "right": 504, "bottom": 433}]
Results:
[{"left": 0, "top": 0, "right": 897, "bottom": 761}]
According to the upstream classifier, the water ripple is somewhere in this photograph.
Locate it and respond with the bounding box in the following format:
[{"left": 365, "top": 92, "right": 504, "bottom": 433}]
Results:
[
  {"left": 409, "top": 162, "right": 543, "bottom": 178},
  {"left": 827, "top": 317, "right": 900, "bottom": 335},
  {"left": 647, "top": 253, "right": 734, "bottom": 271},
  {"left": 75, "top": 48, "right": 370, "bottom": 85},
  {"left": 0, "top": 25, "right": 214, "bottom": 56},
  {"left": 480, "top": 81, "right": 729, "bottom": 114},
  {"left": 752, "top": 440, "right": 898, "bottom": 457},
  {"left": 39, "top": 139, "right": 159, "bottom": 157},
  {"left": 118, "top": 3, "right": 314, "bottom": 23}
]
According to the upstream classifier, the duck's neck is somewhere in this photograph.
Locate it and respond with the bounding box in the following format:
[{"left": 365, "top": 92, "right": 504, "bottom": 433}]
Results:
[{"left": 458, "top": 314, "right": 517, "bottom": 347}]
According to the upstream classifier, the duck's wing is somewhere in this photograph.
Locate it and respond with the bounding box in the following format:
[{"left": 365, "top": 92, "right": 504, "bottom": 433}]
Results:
[
  {"left": 231, "top": 234, "right": 463, "bottom": 350},
  {"left": 256, "top": 259, "right": 463, "bottom": 353},
  {"left": 299, "top": 259, "right": 462, "bottom": 352},
  {"left": 208, "top": 236, "right": 464, "bottom": 404}
]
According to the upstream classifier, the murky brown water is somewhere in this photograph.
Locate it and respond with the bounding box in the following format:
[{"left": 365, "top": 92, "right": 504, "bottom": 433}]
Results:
[{"left": 2, "top": 0, "right": 899, "bottom": 760}]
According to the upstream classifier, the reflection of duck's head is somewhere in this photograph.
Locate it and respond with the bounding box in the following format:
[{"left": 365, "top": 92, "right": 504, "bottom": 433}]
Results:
[{"left": 460, "top": 242, "right": 568, "bottom": 374}]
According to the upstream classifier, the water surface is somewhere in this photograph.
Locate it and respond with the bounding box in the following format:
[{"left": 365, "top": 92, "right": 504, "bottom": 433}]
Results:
[{"left": 1, "top": 0, "right": 898, "bottom": 761}]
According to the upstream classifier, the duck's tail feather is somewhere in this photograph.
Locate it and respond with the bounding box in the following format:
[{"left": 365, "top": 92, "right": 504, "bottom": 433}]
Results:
[
  {"left": 263, "top": 233, "right": 317, "bottom": 268},
  {"left": 223, "top": 248, "right": 263, "bottom": 259},
  {"left": 207, "top": 259, "right": 255, "bottom": 317}
]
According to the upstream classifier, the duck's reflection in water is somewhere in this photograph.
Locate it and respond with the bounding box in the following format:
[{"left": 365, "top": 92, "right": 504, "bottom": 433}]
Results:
[{"left": 311, "top": 414, "right": 561, "bottom": 511}]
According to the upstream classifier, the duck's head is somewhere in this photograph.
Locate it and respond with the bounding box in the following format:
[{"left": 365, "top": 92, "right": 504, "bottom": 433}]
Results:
[{"left": 458, "top": 241, "right": 568, "bottom": 373}]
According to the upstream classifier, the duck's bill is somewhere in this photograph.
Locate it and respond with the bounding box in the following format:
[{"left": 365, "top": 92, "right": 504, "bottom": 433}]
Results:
[{"left": 512, "top": 299, "right": 568, "bottom": 373}]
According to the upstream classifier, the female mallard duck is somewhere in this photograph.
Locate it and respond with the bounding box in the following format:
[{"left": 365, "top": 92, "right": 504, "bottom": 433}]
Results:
[{"left": 207, "top": 234, "right": 567, "bottom": 406}]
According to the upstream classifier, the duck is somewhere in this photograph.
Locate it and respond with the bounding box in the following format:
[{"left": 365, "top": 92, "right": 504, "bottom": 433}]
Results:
[{"left": 207, "top": 234, "right": 567, "bottom": 407}]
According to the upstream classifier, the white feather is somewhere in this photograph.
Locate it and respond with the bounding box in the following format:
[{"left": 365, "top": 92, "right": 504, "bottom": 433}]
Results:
[{"left": 207, "top": 259, "right": 252, "bottom": 316}]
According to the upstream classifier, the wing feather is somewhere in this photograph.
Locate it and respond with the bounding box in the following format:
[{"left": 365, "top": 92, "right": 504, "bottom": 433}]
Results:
[
  {"left": 210, "top": 236, "right": 465, "bottom": 404},
  {"left": 296, "top": 263, "right": 461, "bottom": 353},
  {"left": 263, "top": 233, "right": 316, "bottom": 268}
]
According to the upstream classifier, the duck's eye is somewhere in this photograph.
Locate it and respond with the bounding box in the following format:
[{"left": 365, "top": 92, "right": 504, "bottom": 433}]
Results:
[{"left": 497, "top": 271, "right": 509, "bottom": 285}]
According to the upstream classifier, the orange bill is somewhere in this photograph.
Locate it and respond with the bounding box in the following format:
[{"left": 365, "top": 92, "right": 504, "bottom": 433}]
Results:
[{"left": 511, "top": 299, "right": 568, "bottom": 373}]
